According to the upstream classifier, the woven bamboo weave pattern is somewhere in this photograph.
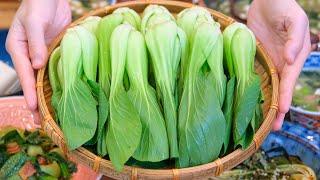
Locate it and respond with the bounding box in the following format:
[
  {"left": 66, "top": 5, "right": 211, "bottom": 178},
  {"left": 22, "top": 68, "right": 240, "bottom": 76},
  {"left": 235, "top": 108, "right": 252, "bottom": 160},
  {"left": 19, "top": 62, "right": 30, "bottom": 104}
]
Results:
[{"left": 37, "top": 1, "right": 279, "bottom": 179}]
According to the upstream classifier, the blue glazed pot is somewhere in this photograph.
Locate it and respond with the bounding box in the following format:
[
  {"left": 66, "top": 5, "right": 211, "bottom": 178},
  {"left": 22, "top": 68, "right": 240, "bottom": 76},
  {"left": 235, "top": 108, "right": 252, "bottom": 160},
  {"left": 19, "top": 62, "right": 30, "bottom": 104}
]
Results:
[
  {"left": 261, "top": 121, "right": 320, "bottom": 177},
  {"left": 0, "top": 29, "right": 13, "bottom": 67},
  {"left": 303, "top": 52, "right": 320, "bottom": 70},
  {"left": 0, "top": 29, "right": 23, "bottom": 96},
  {"left": 289, "top": 52, "right": 320, "bottom": 132}
]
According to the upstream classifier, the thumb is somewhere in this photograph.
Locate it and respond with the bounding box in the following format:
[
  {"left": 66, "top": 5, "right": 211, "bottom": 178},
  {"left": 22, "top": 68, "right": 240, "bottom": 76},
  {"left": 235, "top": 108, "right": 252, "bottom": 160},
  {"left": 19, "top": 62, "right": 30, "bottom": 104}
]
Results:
[
  {"left": 284, "top": 13, "right": 308, "bottom": 65},
  {"left": 24, "top": 19, "right": 48, "bottom": 69}
]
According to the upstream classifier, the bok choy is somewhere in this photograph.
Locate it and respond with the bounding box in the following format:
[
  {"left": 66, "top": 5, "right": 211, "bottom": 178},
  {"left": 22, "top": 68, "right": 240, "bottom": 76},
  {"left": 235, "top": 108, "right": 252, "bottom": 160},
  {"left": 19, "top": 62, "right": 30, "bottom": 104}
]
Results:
[
  {"left": 79, "top": 16, "right": 101, "bottom": 34},
  {"left": 106, "top": 24, "right": 142, "bottom": 171},
  {"left": 142, "top": 5, "right": 186, "bottom": 158},
  {"left": 177, "top": 7, "right": 226, "bottom": 167},
  {"left": 97, "top": 8, "right": 141, "bottom": 96},
  {"left": 126, "top": 29, "right": 169, "bottom": 162},
  {"left": 223, "top": 23, "right": 262, "bottom": 149},
  {"left": 57, "top": 27, "right": 98, "bottom": 150},
  {"left": 95, "top": 8, "right": 142, "bottom": 157}
]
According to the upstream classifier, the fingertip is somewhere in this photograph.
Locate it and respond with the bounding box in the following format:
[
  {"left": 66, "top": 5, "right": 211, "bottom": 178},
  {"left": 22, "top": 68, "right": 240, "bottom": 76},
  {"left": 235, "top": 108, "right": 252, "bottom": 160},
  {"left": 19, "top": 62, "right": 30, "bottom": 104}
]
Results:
[
  {"left": 272, "top": 122, "right": 282, "bottom": 131},
  {"left": 32, "top": 59, "right": 46, "bottom": 69},
  {"left": 31, "top": 49, "right": 47, "bottom": 69},
  {"left": 32, "top": 111, "right": 41, "bottom": 125},
  {"left": 273, "top": 113, "right": 285, "bottom": 131},
  {"left": 25, "top": 95, "right": 38, "bottom": 111}
]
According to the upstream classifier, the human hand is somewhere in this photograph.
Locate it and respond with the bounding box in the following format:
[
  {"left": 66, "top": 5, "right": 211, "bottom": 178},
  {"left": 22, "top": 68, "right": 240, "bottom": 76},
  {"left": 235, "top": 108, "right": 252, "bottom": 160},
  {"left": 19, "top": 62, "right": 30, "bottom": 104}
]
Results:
[
  {"left": 247, "top": 0, "right": 311, "bottom": 130},
  {"left": 6, "top": 0, "right": 71, "bottom": 116}
]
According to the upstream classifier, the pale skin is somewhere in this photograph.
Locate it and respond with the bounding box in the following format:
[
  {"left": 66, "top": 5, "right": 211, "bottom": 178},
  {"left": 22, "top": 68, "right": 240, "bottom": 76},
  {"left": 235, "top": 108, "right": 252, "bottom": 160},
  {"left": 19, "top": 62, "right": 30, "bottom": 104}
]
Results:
[
  {"left": 248, "top": 0, "right": 311, "bottom": 130},
  {"left": 6, "top": 0, "right": 310, "bottom": 130},
  {"left": 5, "top": 0, "right": 71, "bottom": 122}
]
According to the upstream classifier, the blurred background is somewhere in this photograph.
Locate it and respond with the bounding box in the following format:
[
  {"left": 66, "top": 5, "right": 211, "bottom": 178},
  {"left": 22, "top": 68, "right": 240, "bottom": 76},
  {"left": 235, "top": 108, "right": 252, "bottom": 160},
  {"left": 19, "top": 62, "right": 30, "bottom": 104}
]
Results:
[{"left": 0, "top": 0, "right": 319, "bottom": 179}]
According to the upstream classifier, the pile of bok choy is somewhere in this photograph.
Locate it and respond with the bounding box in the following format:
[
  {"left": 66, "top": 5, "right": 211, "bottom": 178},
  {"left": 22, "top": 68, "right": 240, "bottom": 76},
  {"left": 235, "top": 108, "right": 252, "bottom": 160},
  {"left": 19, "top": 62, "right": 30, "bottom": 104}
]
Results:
[{"left": 48, "top": 5, "right": 263, "bottom": 171}]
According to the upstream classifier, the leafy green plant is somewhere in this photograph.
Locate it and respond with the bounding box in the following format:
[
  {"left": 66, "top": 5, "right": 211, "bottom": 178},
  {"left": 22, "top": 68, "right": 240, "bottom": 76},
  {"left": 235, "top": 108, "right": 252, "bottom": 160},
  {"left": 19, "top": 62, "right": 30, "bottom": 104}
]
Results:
[
  {"left": 223, "top": 22, "right": 262, "bottom": 149},
  {"left": 96, "top": 8, "right": 141, "bottom": 96},
  {"left": 106, "top": 24, "right": 142, "bottom": 171},
  {"left": 96, "top": 13, "right": 123, "bottom": 96},
  {"left": 126, "top": 29, "right": 169, "bottom": 162},
  {"left": 142, "top": 5, "right": 186, "bottom": 159},
  {"left": 48, "top": 47, "right": 62, "bottom": 123},
  {"left": 57, "top": 27, "right": 98, "bottom": 150},
  {"left": 177, "top": 7, "right": 226, "bottom": 168},
  {"left": 177, "top": 7, "right": 213, "bottom": 87},
  {"left": 95, "top": 7, "right": 143, "bottom": 160},
  {"left": 0, "top": 152, "right": 28, "bottom": 179},
  {"left": 79, "top": 16, "right": 101, "bottom": 34}
]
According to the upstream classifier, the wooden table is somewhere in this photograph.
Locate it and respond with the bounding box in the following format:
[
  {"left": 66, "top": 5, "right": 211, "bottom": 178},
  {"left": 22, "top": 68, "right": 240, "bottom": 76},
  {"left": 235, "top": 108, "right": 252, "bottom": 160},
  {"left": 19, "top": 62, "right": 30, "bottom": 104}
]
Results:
[{"left": 0, "top": 1, "right": 20, "bottom": 29}]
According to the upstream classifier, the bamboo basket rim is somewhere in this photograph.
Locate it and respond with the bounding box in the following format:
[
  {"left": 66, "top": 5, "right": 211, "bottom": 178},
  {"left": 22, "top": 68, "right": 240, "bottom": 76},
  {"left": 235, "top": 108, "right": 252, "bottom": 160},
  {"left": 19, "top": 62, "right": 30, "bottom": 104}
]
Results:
[{"left": 36, "top": 0, "right": 279, "bottom": 179}]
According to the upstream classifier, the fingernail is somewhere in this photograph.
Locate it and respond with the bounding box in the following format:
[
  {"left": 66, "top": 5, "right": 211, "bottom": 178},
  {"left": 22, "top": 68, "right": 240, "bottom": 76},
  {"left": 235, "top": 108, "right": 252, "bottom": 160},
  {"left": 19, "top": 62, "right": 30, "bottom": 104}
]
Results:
[
  {"left": 272, "top": 122, "right": 282, "bottom": 131},
  {"left": 25, "top": 97, "right": 38, "bottom": 111},
  {"left": 32, "top": 111, "right": 41, "bottom": 125},
  {"left": 31, "top": 52, "right": 46, "bottom": 69},
  {"left": 32, "top": 59, "right": 44, "bottom": 69},
  {"left": 273, "top": 113, "right": 284, "bottom": 131}
]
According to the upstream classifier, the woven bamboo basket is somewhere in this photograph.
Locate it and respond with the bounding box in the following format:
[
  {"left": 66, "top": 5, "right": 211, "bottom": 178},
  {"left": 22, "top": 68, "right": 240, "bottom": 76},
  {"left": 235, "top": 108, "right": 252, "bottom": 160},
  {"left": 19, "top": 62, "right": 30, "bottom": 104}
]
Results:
[{"left": 36, "top": 0, "right": 279, "bottom": 179}]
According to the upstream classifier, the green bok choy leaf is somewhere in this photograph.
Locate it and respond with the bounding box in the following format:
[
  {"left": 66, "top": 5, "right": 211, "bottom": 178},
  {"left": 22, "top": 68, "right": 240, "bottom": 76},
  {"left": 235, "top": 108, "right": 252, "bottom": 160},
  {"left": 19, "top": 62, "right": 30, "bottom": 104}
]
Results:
[
  {"left": 177, "top": 7, "right": 226, "bottom": 167},
  {"left": 142, "top": 5, "right": 186, "bottom": 158},
  {"left": 106, "top": 24, "right": 142, "bottom": 171},
  {"left": 79, "top": 16, "right": 101, "bottom": 35},
  {"left": 126, "top": 30, "right": 169, "bottom": 162},
  {"left": 57, "top": 28, "right": 98, "bottom": 150},
  {"left": 49, "top": 47, "right": 62, "bottom": 123},
  {"left": 95, "top": 8, "right": 141, "bottom": 156},
  {"left": 223, "top": 23, "right": 262, "bottom": 149}
]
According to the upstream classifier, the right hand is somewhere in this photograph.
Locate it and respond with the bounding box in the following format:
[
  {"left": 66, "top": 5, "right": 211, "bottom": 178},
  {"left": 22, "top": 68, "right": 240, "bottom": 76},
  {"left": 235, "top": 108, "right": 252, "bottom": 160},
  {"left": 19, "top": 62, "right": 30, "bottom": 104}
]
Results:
[
  {"left": 247, "top": 0, "right": 311, "bottom": 130},
  {"left": 6, "top": 0, "right": 71, "bottom": 114}
]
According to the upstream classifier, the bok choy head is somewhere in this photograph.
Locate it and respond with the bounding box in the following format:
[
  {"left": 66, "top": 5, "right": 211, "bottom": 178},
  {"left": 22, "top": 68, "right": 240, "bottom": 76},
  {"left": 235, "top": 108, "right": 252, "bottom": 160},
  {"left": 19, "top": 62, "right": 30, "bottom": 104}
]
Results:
[
  {"left": 125, "top": 29, "right": 169, "bottom": 162},
  {"left": 113, "top": 7, "right": 141, "bottom": 30},
  {"left": 79, "top": 16, "right": 102, "bottom": 35},
  {"left": 106, "top": 24, "right": 142, "bottom": 171},
  {"left": 223, "top": 23, "right": 262, "bottom": 149},
  {"left": 57, "top": 27, "right": 98, "bottom": 150},
  {"left": 73, "top": 26, "right": 98, "bottom": 82},
  {"left": 142, "top": 5, "right": 187, "bottom": 158},
  {"left": 177, "top": 7, "right": 226, "bottom": 106},
  {"left": 96, "top": 8, "right": 141, "bottom": 96},
  {"left": 177, "top": 7, "right": 226, "bottom": 168}
]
